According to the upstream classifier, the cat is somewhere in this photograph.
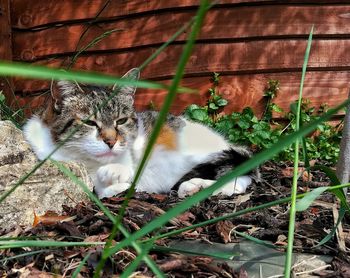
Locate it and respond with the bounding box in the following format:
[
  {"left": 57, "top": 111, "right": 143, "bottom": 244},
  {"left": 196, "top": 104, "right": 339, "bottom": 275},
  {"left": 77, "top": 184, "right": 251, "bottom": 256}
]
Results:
[{"left": 23, "top": 68, "right": 258, "bottom": 199}]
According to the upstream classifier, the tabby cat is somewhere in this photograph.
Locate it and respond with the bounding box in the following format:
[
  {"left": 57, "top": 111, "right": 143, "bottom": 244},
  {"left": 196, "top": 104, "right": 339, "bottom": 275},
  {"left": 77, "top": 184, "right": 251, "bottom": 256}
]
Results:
[{"left": 24, "top": 68, "right": 257, "bottom": 198}]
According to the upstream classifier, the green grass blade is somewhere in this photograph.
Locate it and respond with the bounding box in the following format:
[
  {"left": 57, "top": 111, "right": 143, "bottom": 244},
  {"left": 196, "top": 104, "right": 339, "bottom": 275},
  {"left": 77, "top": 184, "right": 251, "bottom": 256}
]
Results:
[
  {"left": 144, "top": 182, "right": 350, "bottom": 243},
  {"left": 295, "top": 187, "right": 328, "bottom": 212},
  {"left": 105, "top": 97, "right": 349, "bottom": 257},
  {"left": 311, "top": 165, "right": 350, "bottom": 212},
  {"left": 0, "top": 61, "right": 194, "bottom": 93},
  {"left": 311, "top": 165, "right": 340, "bottom": 185},
  {"left": 120, "top": 241, "right": 164, "bottom": 278},
  {"left": 139, "top": 20, "right": 193, "bottom": 71},
  {"left": 51, "top": 160, "right": 164, "bottom": 277},
  {"left": 285, "top": 25, "right": 313, "bottom": 278},
  {"left": 0, "top": 240, "right": 103, "bottom": 249},
  {"left": 152, "top": 245, "right": 237, "bottom": 260},
  {"left": 69, "top": 29, "right": 122, "bottom": 68},
  {"left": 71, "top": 252, "right": 91, "bottom": 278},
  {"left": 0, "top": 249, "right": 51, "bottom": 264},
  {"left": 50, "top": 159, "right": 115, "bottom": 221},
  {"left": 314, "top": 206, "right": 346, "bottom": 248},
  {"left": 115, "top": 0, "right": 210, "bottom": 229},
  {"left": 231, "top": 230, "right": 277, "bottom": 249},
  {"left": 139, "top": 1, "right": 215, "bottom": 71},
  {"left": 93, "top": 1, "right": 211, "bottom": 275}
]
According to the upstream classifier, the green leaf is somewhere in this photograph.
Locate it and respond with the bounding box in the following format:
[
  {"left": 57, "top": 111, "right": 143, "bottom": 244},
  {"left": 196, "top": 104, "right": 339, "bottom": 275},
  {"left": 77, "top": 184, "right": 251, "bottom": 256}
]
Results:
[
  {"left": 209, "top": 102, "right": 219, "bottom": 110},
  {"left": 271, "top": 103, "right": 283, "bottom": 113},
  {"left": 216, "top": 98, "right": 228, "bottom": 106},
  {"left": 296, "top": 187, "right": 328, "bottom": 211},
  {"left": 191, "top": 109, "right": 209, "bottom": 121},
  {"left": 0, "top": 92, "right": 5, "bottom": 102},
  {"left": 290, "top": 102, "right": 298, "bottom": 115},
  {"left": 237, "top": 119, "right": 250, "bottom": 129}
]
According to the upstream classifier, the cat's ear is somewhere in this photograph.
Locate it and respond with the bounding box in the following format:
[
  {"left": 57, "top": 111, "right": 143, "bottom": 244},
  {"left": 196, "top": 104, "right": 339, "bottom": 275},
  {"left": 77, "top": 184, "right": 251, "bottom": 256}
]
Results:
[
  {"left": 112, "top": 68, "right": 140, "bottom": 95},
  {"left": 50, "top": 80, "right": 82, "bottom": 112}
]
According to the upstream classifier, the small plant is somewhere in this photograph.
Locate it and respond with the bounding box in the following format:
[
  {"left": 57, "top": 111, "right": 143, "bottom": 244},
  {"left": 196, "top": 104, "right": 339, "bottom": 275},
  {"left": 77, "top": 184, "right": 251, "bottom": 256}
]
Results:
[
  {"left": 185, "top": 72, "right": 227, "bottom": 124},
  {"left": 185, "top": 76, "right": 342, "bottom": 164},
  {"left": 262, "top": 79, "right": 283, "bottom": 122},
  {"left": 0, "top": 91, "right": 24, "bottom": 128}
]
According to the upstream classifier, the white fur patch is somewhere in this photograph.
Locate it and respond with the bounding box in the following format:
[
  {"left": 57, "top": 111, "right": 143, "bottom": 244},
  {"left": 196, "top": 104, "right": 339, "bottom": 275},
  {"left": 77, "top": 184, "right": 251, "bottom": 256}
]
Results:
[
  {"left": 178, "top": 176, "right": 252, "bottom": 198},
  {"left": 179, "top": 119, "right": 229, "bottom": 157},
  {"left": 94, "top": 163, "right": 132, "bottom": 198},
  {"left": 23, "top": 116, "right": 67, "bottom": 161}
]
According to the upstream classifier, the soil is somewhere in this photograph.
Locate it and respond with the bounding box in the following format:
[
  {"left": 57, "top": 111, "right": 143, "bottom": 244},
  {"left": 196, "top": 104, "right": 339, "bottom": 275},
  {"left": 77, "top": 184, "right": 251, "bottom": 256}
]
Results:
[{"left": 1, "top": 161, "right": 350, "bottom": 277}]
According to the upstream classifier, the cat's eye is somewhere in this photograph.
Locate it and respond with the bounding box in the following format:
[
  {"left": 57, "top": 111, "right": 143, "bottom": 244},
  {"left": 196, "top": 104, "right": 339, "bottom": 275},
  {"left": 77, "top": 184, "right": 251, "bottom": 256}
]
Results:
[
  {"left": 116, "top": 118, "right": 128, "bottom": 125},
  {"left": 83, "top": 120, "right": 99, "bottom": 127}
]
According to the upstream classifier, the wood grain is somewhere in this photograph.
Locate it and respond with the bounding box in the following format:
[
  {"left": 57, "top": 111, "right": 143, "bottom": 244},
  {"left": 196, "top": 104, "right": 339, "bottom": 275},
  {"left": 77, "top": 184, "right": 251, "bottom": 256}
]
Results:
[
  {"left": 9, "top": 0, "right": 289, "bottom": 29},
  {"left": 12, "top": 0, "right": 350, "bottom": 29},
  {"left": 0, "top": 0, "right": 14, "bottom": 106},
  {"left": 12, "top": 39, "right": 350, "bottom": 93},
  {"left": 14, "top": 72, "right": 350, "bottom": 117},
  {"left": 12, "top": 5, "right": 350, "bottom": 61}
]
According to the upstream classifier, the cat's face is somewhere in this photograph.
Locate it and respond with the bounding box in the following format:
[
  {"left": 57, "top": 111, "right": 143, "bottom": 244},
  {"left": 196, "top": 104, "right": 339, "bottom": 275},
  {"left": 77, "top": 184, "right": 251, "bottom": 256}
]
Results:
[{"left": 44, "top": 69, "right": 140, "bottom": 164}]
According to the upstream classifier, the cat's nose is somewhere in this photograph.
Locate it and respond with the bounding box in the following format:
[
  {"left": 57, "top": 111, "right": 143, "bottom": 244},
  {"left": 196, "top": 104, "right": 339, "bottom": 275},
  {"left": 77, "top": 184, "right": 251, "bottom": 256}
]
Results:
[
  {"left": 100, "top": 128, "right": 117, "bottom": 149},
  {"left": 103, "top": 138, "right": 116, "bottom": 149}
]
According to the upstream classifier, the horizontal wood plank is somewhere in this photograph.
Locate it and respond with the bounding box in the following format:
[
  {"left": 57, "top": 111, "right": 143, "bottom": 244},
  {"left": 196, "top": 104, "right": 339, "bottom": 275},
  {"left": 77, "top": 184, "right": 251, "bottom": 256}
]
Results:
[
  {"left": 13, "top": 5, "right": 350, "bottom": 61},
  {"left": 0, "top": 0, "right": 14, "bottom": 107},
  {"left": 14, "top": 71, "right": 350, "bottom": 117},
  {"left": 10, "top": 0, "right": 316, "bottom": 29},
  {"left": 12, "top": 39, "right": 350, "bottom": 94}
]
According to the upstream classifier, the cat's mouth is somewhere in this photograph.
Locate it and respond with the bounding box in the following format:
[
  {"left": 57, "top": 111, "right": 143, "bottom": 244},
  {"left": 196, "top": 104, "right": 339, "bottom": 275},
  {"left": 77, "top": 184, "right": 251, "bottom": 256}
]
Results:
[{"left": 95, "top": 151, "right": 118, "bottom": 158}]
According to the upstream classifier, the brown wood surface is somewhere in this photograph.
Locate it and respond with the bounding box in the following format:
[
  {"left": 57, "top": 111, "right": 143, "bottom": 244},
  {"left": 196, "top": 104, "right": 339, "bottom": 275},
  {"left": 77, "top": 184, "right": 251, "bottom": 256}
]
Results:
[
  {"left": 12, "top": 5, "right": 350, "bottom": 61},
  {"left": 12, "top": 39, "right": 350, "bottom": 93},
  {"left": 11, "top": 0, "right": 350, "bottom": 29},
  {"left": 8, "top": 1, "right": 350, "bottom": 119},
  {"left": 14, "top": 71, "right": 350, "bottom": 116},
  {"left": 0, "top": 0, "right": 14, "bottom": 106}
]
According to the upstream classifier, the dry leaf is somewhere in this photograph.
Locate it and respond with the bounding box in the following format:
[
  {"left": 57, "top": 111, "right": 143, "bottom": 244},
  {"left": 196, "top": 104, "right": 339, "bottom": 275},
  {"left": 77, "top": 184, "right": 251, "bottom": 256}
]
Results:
[
  {"left": 216, "top": 220, "right": 234, "bottom": 243},
  {"left": 275, "top": 234, "right": 288, "bottom": 246},
  {"left": 33, "top": 210, "right": 75, "bottom": 227},
  {"left": 177, "top": 211, "right": 196, "bottom": 223},
  {"left": 235, "top": 192, "right": 252, "bottom": 206}
]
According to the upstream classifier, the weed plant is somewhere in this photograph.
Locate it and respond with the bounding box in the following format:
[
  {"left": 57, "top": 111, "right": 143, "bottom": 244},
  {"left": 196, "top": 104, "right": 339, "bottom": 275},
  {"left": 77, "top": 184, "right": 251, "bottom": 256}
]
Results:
[
  {"left": 0, "top": 3, "right": 349, "bottom": 277},
  {"left": 186, "top": 74, "right": 342, "bottom": 164}
]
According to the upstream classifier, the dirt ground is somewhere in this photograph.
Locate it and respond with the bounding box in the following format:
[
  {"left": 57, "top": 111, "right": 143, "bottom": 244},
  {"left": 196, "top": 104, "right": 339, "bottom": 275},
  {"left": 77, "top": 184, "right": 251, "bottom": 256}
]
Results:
[{"left": 1, "top": 161, "right": 350, "bottom": 277}]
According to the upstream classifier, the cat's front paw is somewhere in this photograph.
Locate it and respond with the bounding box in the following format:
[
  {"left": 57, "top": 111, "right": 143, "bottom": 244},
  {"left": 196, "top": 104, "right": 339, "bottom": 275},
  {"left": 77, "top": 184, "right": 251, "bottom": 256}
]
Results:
[
  {"left": 95, "top": 182, "right": 131, "bottom": 199},
  {"left": 94, "top": 163, "right": 132, "bottom": 198}
]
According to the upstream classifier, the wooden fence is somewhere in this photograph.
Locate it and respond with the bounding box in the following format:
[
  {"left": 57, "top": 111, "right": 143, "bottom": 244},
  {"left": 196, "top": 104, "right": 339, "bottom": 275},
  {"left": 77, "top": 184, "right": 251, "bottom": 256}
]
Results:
[{"left": 1, "top": 0, "right": 350, "bottom": 116}]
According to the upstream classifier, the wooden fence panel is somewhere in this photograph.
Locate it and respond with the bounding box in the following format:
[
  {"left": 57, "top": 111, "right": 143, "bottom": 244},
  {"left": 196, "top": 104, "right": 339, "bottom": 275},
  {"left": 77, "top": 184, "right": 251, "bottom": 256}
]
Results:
[
  {"left": 0, "top": 0, "right": 14, "bottom": 107},
  {"left": 11, "top": 0, "right": 350, "bottom": 29},
  {"left": 5, "top": 1, "right": 350, "bottom": 117},
  {"left": 14, "top": 71, "right": 350, "bottom": 115},
  {"left": 12, "top": 5, "right": 350, "bottom": 61}
]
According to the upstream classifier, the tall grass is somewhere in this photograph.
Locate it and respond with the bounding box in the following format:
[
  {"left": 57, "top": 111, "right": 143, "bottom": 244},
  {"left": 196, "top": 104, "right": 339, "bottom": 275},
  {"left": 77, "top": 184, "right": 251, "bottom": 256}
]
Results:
[
  {"left": 284, "top": 26, "right": 314, "bottom": 277},
  {"left": 0, "top": 3, "right": 348, "bottom": 278}
]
